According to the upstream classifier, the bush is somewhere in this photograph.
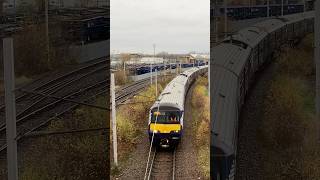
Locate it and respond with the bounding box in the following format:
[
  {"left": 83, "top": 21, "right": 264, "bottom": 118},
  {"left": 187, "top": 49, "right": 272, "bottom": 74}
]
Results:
[
  {"left": 115, "top": 70, "right": 130, "bottom": 85},
  {"left": 116, "top": 107, "right": 137, "bottom": 143},
  {"left": 190, "top": 76, "right": 210, "bottom": 178},
  {"left": 277, "top": 47, "right": 314, "bottom": 77},
  {"left": 14, "top": 24, "right": 49, "bottom": 76},
  {"left": 263, "top": 75, "right": 306, "bottom": 149},
  {"left": 20, "top": 97, "right": 108, "bottom": 179}
]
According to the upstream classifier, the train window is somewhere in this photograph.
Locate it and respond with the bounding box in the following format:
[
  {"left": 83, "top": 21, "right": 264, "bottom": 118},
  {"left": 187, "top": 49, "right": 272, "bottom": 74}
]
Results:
[{"left": 151, "top": 111, "right": 181, "bottom": 124}]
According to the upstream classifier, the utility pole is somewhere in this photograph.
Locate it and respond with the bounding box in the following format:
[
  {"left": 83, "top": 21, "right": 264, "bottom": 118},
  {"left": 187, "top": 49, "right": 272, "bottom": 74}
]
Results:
[
  {"left": 214, "top": 0, "right": 219, "bottom": 43},
  {"left": 3, "top": 38, "right": 18, "bottom": 180},
  {"left": 151, "top": 44, "right": 156, "bottom": 85},
  {"left": 45, "top": 0, "right": 50, "bottom": 67},
  {"left": 14, "top": 0, "right": 16, "bottom": 23},
  {"left": 267, "top": 0, "right": 270, "bottom": 17},
  {"left": 215, "top": 17, "right": 219, "bottom": 43},
  {"left": 155, "top": 69, "right": 158, "bottom": 97},
  {"left": 208, "top": 59, "right": 210, "bottom": 98},
  {"left": 224, "top": 0, "right": 228, "bottom": 38},
  {"left": 315, "top": 0, "right": 320, "bottom": 142},
  {"left": 281, "top": 0, "right": 284, "bottom": 16},
  {"left": 111, "top": 73, "right": 118, "bottom": 166}
]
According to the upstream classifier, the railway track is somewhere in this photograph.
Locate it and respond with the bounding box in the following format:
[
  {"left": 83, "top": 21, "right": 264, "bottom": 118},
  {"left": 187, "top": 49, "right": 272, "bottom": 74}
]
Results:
[
  {"left": 0, "top": 58, "right": 108, "bottom": 152},
  {"left": 147, "top": 147, "right": 176, "bottom": 180},
  {"left": 115, "top": 78, "right": 150, "bottom": 105},
  {"left": 0, "top": 69, "right": 151, "bottom": 153}
]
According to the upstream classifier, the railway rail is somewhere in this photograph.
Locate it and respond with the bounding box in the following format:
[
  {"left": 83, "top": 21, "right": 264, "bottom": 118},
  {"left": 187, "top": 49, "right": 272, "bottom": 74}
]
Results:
[
  {"left": 0, "top": 58, "right": 108, "bottom": 153},
  {"left": 0, "top": 64, "right": 153, "bottom": 153},
  {"left": 115, "top": 78, "right": 150, "bottom": 105},
  {"left": 146, "top": 148, "right": 176, "bottom": 180}
]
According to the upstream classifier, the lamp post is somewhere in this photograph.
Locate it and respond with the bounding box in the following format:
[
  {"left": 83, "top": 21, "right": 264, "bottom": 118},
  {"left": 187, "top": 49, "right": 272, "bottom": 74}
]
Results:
[
  {"left": 267, "top": 0, "right": 270, "bottom": 17},
  {"left": 281, "top": 0, "right": 284, "bottom": 16},
  {"left": 315, "top": 0, "right": 320, "bottom": 143},
  {"left": 224, "top": 0, "right": 227, "bottom": 38}
]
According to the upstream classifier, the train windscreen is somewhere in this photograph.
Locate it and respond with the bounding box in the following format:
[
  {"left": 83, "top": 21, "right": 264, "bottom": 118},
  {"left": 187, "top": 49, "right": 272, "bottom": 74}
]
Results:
[{"left": 151, "top": 111, "right": 181, "bottom": 124}]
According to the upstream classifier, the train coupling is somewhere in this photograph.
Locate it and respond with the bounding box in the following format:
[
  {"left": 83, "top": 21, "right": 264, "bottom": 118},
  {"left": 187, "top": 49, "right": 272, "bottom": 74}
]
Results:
[{"left": 160, "top": 138, "right": 170, "bottom": 148}]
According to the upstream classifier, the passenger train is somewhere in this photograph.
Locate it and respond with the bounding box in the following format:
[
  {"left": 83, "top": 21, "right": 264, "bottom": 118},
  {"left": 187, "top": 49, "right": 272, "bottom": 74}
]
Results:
[
  {"left": 211, "top": 11, "right": 315, "bottom": 179},
  {"left": 148, "top": 66, "right": 208, "bottom": 147}
]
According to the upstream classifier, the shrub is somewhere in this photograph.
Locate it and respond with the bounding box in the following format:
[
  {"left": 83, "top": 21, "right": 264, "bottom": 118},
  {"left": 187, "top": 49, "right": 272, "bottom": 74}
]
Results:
[
  {"left": 115, "top": 70, "right": 131, "bottom": 85},
  {"left": 263, "top": 75, "right": 306, "bottom": 149},
  {"left": 115, "top": 105, "right": 138, "bottom": 143},
  {"left": 20, "top": 97, "right": 108, "bottom": 179},
  {"left": 277, "top": 47, "right": 314, "bottom": 77}
]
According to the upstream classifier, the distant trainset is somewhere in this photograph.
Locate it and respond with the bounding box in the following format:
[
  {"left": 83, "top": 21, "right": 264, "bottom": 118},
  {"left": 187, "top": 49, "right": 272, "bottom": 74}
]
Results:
[
  {"left": 127, "top": 61, "right": 208, "bottom": 75},
  {"left": 211, "top": 4, "right": 313, "bottom": 20}
]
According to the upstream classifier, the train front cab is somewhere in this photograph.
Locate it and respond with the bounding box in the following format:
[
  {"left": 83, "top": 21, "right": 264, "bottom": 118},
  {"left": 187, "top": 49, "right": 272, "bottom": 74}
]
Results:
[{"left": 148, "top": 107, "right": 183, "bottom": 147}]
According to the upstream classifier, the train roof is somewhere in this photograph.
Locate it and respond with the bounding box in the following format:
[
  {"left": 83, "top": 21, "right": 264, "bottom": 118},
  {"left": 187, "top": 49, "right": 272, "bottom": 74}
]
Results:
[
  {"left": 223, "top": 26, "right": 268, "bottom": 47},
  {"left": 151, "top": 74, "right": 187, "bottom": 111},
  {"left": 253, "top": 18, "right": 285, "bottom": 33},
  {"left": 211, "top": 43, "right": 251, "bottom": 76},
  {"left": 211, "top": 66, "right": 238, "bottom": 155},
  {"left": 303, "top": 11, "right": 315, "bottom": 19},
  {"left": 150, "top": 66, "right": 208, "bottom": 111},
  {"left": 282, "top": 13, "right": 305, "bottom": 23}
]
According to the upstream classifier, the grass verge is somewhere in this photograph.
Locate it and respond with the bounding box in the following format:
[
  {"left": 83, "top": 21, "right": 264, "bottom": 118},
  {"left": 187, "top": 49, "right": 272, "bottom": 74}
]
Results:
[
  {"left": 20, "top": 96, "right": 108, "bottom": 180},
  {"left": 260, "top": 34, "right": 320, "bottom": 179},
  {"left": 191, "top": 76, "right": 210, "bottom": 179}
]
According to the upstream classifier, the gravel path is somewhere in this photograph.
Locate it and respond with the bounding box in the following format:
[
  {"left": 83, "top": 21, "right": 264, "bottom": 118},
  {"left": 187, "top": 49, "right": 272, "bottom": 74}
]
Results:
[
  {"left": 236, "top": 63, "right": 276, "bottom": 180},
  {"left": 112, "top": 129, "right": 150, "bottom": 180}
]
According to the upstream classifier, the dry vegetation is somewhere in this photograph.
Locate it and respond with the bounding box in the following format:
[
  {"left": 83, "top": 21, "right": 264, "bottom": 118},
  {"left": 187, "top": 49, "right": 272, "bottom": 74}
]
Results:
[
  {"left": 260, "top": 34, "right": 320, "bottom": 179},
  {"left": 19, "top": 97, "right": 108, "bottom": 180},
  {"left": 115, "top": 69, "right": 132, "bottom": 86},
  {"left": 191, "top": 76, "right": 210, "bottom": 179},
  {"left": 13, "top": 23, "right": 77, "bottom": 77}
]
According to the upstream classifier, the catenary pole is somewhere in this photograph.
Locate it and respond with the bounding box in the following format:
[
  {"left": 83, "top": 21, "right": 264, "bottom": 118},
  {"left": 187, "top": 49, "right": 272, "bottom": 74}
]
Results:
[
  {"left": 281, "top": 0, "right": 284, "bottom": 16},
  {"left": 224, "top": 0, "right": 228, "bottom": 38},
  {"left": 111, "top": 73, "right": 118, "bottom": 166},
  {"left": 267, "top": 0, "right": 270, "bottom": 17},
  {"left": 45, "top": 0, "right": 50, "bottom": 66},
  {"left": 315, "top": 0, "right": 320, "bottom": 142},
  {"left": 3, "top": 38, "right": 18, "bottom": 180},
  {"left": 155, "top": 69, "right": 158, "bottom": 97}
]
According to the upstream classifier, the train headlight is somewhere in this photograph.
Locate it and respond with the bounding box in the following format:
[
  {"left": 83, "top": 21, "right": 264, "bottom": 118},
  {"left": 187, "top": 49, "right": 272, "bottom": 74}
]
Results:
[
  {"left": 152, "top": 130, "right": 159, "bottom": 133},
  {"left": 171, "top": 130, "right": 180, "bottom": 133}
]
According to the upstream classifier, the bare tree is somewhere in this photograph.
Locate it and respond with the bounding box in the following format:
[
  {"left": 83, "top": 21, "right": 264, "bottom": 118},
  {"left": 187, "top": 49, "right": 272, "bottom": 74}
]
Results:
[
  {"left": 120, "top": 53, "right": 131, "bottom": 70},
  {"left": 34, "top": 0, "right": 45, "bottom": 12},
  {"left": 0, "top": 0, "right": 6, "bottom": 15}
]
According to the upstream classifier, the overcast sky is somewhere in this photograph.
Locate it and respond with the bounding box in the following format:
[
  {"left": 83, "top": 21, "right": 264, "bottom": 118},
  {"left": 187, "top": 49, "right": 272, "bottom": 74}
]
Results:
[{"left": 111, "top": 0, "right": 209, "bottom": 54}]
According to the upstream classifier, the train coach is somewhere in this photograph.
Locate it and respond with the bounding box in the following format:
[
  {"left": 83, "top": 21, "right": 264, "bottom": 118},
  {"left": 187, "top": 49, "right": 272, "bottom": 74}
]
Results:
[
  {"left": 148, "top": 66, "right": 208, "bottom": 148},
  {"left": 211, "top": 11, "right": 314, "bottom": 180}
]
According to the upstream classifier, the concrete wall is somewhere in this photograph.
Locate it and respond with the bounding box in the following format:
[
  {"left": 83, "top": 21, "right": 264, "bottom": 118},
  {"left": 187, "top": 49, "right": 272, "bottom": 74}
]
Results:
[{"left": 69, "top": 40, "right": 109, "bottom": 63}]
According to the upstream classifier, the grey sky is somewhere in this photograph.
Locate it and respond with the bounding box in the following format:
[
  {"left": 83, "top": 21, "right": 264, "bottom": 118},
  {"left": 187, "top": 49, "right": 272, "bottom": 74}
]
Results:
[{"left": 111, "top": 0, "right": 209, "bottom": 54}]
